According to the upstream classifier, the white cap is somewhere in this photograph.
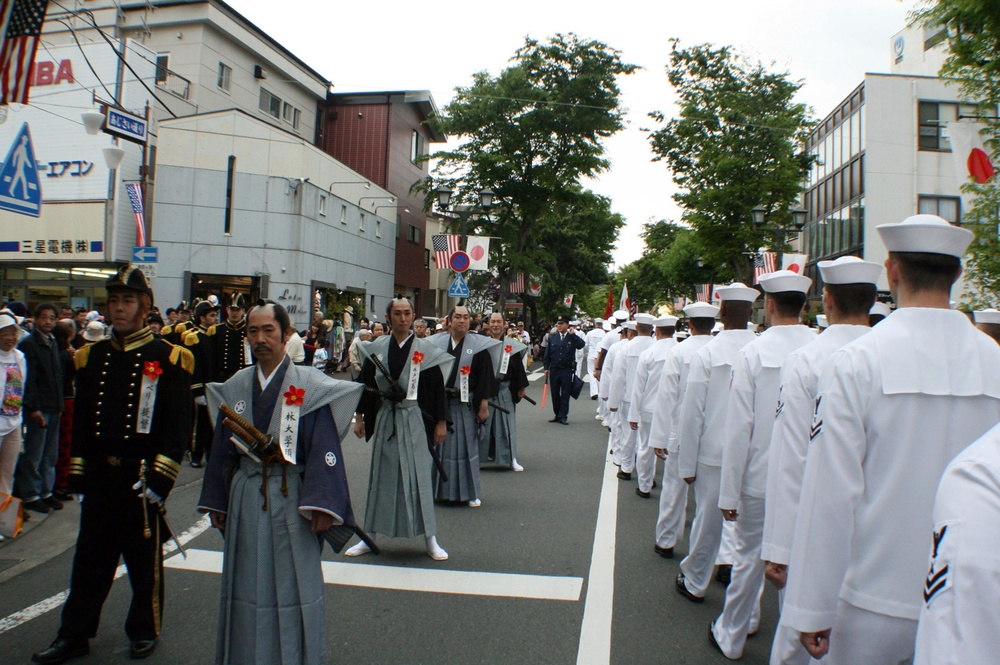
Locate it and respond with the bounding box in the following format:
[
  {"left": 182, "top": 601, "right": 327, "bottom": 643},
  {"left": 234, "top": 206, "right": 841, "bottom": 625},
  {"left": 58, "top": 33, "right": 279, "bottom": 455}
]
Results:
[
  {"left": 569, "top": 319, "right": 580, "bottom": 326},
  {"left": 86, "top": 310, "right": 102, "bottom": 322},
  {"left": 633, "top": 312, "right": 655, "bottom": 325},
  {"left": 876, "top": 214, "right": 974, "bottom": 258},
  {"left": 715, "top": 282, "right": 760, "bottom": 302},
  {"left": 712, "top": 321, "right": 725, "bottom": 333},
  {"left": 816, "top": 314, "right": 829, "bottom": 328},
  {"left": 595, "top": 318, "right": 604, "bottom": 325},
  {"left": 818, "top": 256, "right": 882, "bottom": 285},
  {"left": 613, "top": 309, "right": 629, "bottom": 321},
  {"left": 747, "top": 321, "right": 757, "bottom": 330},
  {"left": 674, "top": 331, "right": 690, "bottom": 340},
  {"left": 974, "top": 308, "right": 1000, "bottom": 324},
  {"left": 0, "top": 312, "right": 18, "bottom": 330},
  {"left": 870, "top": 302, "right": 891, "bottom": 317},
  {"left": 758, "top": 270, "right": 812, "bottom": 294},
  {"left": 602, "top": 320, "right": 613, "bottom": 331},
  {"left": 653, "top": 315, "right": 679, "bottom": 327},
  {"left": 623, "top": 320, "right": 636, "bottom": 331},
  {"left": 683, "top": 302, "right": 720, "bottom": 318},
  {"left": 82, "top": 321, "right": 106, "bottom": 342}
]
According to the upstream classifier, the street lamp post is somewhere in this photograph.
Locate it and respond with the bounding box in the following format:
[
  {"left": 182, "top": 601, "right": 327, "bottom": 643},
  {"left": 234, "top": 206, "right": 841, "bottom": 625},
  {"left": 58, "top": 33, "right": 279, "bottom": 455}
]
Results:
[{"left": 751, "top": 205, "right": 808, "bottom": 266}]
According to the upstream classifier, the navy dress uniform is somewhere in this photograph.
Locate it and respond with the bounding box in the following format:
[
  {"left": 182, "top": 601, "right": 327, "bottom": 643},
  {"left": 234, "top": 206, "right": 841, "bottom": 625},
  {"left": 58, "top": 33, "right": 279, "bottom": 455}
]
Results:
[
  {"left": 184, "top": 300, "right": 219, "bottom": 467},
  {"left": 212, "top": 292, "right": 251, "bottom": 382},
  {"left": 35, "top": 265, "right": 194, "bottom": 663},
  {"left": 543, "top": 315, "right": 586, "bottom": 424}
]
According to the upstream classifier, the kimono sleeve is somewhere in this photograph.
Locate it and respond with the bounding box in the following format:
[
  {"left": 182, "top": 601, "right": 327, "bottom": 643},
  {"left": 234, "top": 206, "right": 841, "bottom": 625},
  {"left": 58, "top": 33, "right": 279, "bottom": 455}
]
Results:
[
  {"left": 198, "top": 413, "right": 239, "bottom": 513},
  {"left": 298, "top": 406, "right": 356, "bottom": 527}
]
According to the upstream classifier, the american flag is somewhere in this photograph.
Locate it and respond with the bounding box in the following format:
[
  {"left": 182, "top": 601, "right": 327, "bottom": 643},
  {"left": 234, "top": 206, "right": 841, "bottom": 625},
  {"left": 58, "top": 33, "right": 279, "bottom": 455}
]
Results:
[
  {"left": 432, "top": 234, "right": 459, "bottom": 269},
  {"left": 126, "top": 183, "right": 146, "bottom": 247},
  {"left": 753, "top": 251, "right": 778, "bottom": 284},
  {"left": 696, "top": 284, "right": 711, "bottom": 302},
  {"left": 508, "top": 272, "right": 525, "bottom": 294},
  {"left": 0, "top": 0, "right": 48, "bottom": 105}
]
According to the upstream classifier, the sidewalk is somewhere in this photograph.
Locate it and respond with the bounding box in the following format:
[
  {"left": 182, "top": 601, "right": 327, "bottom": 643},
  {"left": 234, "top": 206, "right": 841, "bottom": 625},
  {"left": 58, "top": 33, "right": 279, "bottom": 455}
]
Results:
[{"left": 0, "top": 498, "right": 80, "bottom": 584}]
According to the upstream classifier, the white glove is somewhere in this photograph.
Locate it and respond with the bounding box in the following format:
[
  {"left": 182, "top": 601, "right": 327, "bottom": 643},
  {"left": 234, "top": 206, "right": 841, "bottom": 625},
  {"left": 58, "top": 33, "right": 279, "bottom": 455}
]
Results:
[
  {"left": 194, "top": 396, "right": 207, "bottom": 406},
  {"left": 131, "top": 481, "right": 163, "bottom": 504},
  {"left": 71, "top": 494, "right": 84, "bottom": 503}
]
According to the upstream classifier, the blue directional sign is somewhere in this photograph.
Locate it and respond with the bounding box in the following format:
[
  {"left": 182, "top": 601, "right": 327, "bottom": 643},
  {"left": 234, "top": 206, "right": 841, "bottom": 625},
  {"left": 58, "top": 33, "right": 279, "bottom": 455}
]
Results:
[
  {"left": 0, "top": 123, "right": 42, "bottom": 217},
  {"left": 132, "top": 246, "right": 158, "bottom": 262},
  {"left": 448, "top": 274, "right": 471, "bottom": 298}
]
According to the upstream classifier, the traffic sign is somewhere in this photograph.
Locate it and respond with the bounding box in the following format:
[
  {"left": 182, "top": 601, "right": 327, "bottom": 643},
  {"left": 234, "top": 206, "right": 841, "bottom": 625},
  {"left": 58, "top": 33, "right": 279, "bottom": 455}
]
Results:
[
  {"left": 106, "top": 108, "right": 148, "bottom": 144},
  {"left": 449, "top": 250, "right": 470, "bottom": 273},
  {"left": 0, "top": 123, "right": 42, "bottom": 217},
  {"left": 448, "top": 274, "right": 471, "bottom": 298},
  {"left": 132, "top": 246, "right": 158, "bottom": 263}
]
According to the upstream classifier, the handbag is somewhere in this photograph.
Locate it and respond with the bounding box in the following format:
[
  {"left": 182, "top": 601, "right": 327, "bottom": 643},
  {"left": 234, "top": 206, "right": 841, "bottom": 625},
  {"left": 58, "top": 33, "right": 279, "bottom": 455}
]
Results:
[{"left": 0, "top": 492, "right": 24, "bottom": 538}]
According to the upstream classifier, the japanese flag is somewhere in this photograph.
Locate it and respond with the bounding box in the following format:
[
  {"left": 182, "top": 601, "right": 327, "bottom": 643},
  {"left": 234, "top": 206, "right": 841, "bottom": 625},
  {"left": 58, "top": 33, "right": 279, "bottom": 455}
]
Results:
[
  {"left": 527, "top": 277, "right": 542, "bottom": 297},
  {"left": 563, "top": 294, "right": 574, "bottom": 307},
  {"left": 465, "top": 236, "right": 490, "bottom": 270},
  {"left": 782, "top": 253, "right": 809, "bottom": 274},
  {"left": 947, "top": 121, "right": 995, "bottom": 186}
]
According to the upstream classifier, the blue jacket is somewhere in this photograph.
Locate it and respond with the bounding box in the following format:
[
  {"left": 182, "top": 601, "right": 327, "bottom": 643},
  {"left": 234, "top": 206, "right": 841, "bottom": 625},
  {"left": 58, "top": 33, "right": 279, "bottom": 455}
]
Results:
[{"left": 543, "top": 330, "right": 584, "bottom": 371}]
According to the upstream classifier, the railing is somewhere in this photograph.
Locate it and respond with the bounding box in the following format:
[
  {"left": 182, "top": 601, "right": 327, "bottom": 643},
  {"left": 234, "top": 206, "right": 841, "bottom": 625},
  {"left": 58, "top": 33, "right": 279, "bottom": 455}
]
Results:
[{"left": 156, "top": 68, "right": 191, "bottom": 100}]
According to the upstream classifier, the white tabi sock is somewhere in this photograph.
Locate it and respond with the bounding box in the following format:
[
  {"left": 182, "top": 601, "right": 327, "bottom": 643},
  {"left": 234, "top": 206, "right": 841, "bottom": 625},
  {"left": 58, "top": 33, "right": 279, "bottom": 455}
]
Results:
[
  {"left": 425, "top": 535, "right": 448, "bottom": 561},
  {"left": 345, "top": 533, "right": 376, "bottom": 557}
]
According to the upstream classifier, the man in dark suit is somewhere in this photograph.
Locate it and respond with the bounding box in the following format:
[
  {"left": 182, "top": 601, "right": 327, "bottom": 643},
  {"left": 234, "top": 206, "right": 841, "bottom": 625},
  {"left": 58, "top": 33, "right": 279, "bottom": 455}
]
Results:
[{"left": 543, "top": 314, "right": 585, "bottom": 424}]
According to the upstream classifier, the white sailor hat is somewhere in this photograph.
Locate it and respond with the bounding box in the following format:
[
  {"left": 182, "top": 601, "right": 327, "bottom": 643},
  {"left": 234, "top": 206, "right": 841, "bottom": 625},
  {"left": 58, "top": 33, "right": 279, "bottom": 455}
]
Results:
[
  {"left": 876, "top": 214, "right": 974, "bottom": 258},
  {"left": 747, "top": 322, "right": 757, "bottom": 330},
  {"left": 683, "top": 302, "right": 720, "bottom": 318},
  {"left": 712, "top": 321, "right": 725, "bottom": 333},
  {"left": 870, "top": 302, "right": 892, "bottom": 318},
  {"left": 758, "top": 270, "right": 812, "bottom": 294},
  {"left": 569, "top": 319, "right": 581, "bottom": 326},
  {"left": 818, "top": 256, "right": 882, "bottom": 285},
  {"left": 595, "top": 318, "right": 604, "bottom": 325},
  {"left": 623, "top": 320, "right": 637, "bottom": 331},
  {"left": 974, "top": 308, "right": 1000, "bottom": 324},
  {"left": 653, "top": 315, "right": 679, "bottom": 327},
  {"left": 715, "top": 282, "right": 760, "bottom": 302},
  {"left": 816, "top": 314, "right": 829, "bottom": 329},
  {"left": 602, "top": 320, "right": 613, "bottom": 331},
  {"left": 613, "top": 309, "right": 629, "bottom": 321},
  {"left": 634, "top": 313, "right": 655, "bottom": 325}
]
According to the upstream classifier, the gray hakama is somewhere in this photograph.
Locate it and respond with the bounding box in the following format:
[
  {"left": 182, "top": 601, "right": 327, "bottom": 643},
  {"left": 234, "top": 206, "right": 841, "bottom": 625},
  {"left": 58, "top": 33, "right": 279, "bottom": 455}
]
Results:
[
  {"left": 438, "top": 397, "right": 482, "bottom": 501},
  {"left": 481, "top": 380, "right": 517, "bottom": 466}
]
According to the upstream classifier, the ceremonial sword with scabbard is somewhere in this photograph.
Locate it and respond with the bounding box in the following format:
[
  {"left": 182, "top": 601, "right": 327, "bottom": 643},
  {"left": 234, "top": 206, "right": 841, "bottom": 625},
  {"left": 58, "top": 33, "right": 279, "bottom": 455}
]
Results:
[{"left": 139, "top": 459, "right": 186, "bottom": 558}]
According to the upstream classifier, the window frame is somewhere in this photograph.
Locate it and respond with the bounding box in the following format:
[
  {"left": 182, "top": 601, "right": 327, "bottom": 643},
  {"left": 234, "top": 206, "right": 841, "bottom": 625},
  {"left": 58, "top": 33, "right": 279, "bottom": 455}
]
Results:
[{"left": 217, "top": 62, "right": 232, "bottom": 92}]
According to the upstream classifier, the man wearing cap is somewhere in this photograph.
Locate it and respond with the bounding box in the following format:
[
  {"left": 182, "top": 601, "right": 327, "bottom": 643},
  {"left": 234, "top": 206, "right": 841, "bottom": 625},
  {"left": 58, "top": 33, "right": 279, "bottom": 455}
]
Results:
[
  {"left": 601, "top": 322, "right": 632, "bottom": 454},
  {"left": 184, "top": 301, "right": 220, "bottom": 468},
  {"left": 585, "top": 319, "right": 606, "bottom": 400},
  {"left": 760, "top": 256, "right": 878, "bottom": 665},
  {"left": 869, "top": 301, "right": 891, "bottom": 326},
  {"left": 160, "top": 302, "right": 191, "bottom": 345},
  {"left": 608, "top": 313, "right": 656, "bottom": 482},
  {"left": 675, "top": 283, "right": 759, "bottom": 603},
  {"left": 782, "top": 215, "right": 1000, "bottom": 664},
  {"left": 649, "top": 302, "right": 719, "bottom": 558},
  {"left": 627, "top": 314, "right": 677, "bottom": 496},
  {"left": 213, "top": 293, "right": 251, "bottom": 382},
  {"left": 973, "top": 308, "right": 1000, "bottom": 344},
  {"left": 543, "top": 314, "right": 586, "bottom": 425},
  {"left": 709, "top": 270, "right": 817, "bottom": 659},
  {"left": 594, "top": 311, "right": 628, "bottom": 421},
  {"left": 33, "top": 265, "right": 194, "bottom": 663}
]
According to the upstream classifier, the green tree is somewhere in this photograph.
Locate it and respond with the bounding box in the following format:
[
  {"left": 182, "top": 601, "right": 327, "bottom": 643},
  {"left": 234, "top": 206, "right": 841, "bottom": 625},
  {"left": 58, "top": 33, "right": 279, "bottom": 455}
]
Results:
[
  {"left": 426, "top": 33, "right": 635, "bottom": 315},
  {"left": 647, "top": 42, "right": 814, "bottom": 282},
  {"left": 915, "top": 1, "right": 1000, "bottom": 305}
]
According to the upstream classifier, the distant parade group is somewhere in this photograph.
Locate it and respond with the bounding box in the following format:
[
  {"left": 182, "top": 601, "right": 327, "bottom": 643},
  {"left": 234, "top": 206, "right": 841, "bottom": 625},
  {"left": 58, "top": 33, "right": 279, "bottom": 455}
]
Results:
[{"left": 6, "top": 212, "right": 1000, "bottom": 664}]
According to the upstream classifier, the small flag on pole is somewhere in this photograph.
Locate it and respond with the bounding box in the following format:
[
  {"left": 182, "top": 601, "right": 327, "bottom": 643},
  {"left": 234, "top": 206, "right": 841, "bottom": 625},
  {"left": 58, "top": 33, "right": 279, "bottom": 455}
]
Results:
[
  {"left": 126, "top": 183, "right": 146, "bottom": 247},
  {"left": 0, "top": 0, "right": 49, "bottom": 105},
  {"left": 619, "top": 281, "right": 630, "bottom": 316},
  {"left": 563, "top": 294, "right": 573, "bottom": 307},
  {"left": 508, "top": 273, "right": 525, "bottom": 294},
  {"left": 696, "top": 284, "right": 711, "bottom": 302},
  {"left": 432, "top": 234, "right": 460, "bottom": 270},
  {"left": 603, "top": 283, "right": 614, "bottom": 319},
  {"left": 753, "top": 252, "right": 778, "bottom": 284},
  {"left": 465, "top": 236, "right": 490, "bottom": 270}
]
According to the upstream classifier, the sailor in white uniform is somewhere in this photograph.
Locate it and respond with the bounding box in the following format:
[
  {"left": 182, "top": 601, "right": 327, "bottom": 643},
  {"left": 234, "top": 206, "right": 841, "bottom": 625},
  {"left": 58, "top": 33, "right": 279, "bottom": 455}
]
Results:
[
  {"left": 973, "top": 307, "right": 1000, "bottom": 344},
  {"left": 595, "top": 311, "right": 628, "bottom": 424},
  {"left": 675, "top": 284, "right": 759, "bottom": 602},
  {"left": 782, "top": 215, "right": 1000, "bottom": 664},
  {"left": 608, "top": 316, "right": 654, "bottom": 480},
  {"left": 599, "top": 324, "right": 629, "bottom": 459},
  {"left": 627, "top": 315, "right": 677, "bottom": 497},
  {"left": 585, "top": 319, "right": 606, "bottom": 399}
]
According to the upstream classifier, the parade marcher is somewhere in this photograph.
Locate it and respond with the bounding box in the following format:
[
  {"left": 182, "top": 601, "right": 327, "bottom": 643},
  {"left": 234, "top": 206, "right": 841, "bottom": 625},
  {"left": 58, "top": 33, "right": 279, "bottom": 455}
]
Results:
[
  {"left": 973, "top": 307, "right": 1000, "bottom": 344},
  {"left": 349, "top": 298, "right": 453, "bottom": 559},
  {"left": 571, "top": 319, "right": 586, "bottom": 378},
  {"left": 213, "top": 292, "right": 251, "bottom": 382},
  {"left": 198, "top": 301, "right": 363, "bottom": 665},
  {"left": 160, "top": 301, "right": 191, "bottom": 345},
  {"left": 628, "top": 314, "right": 677, "bottom": 497},
  {"left": 710, "top": 270, "right": 817, "bottom": 660},
  {"left": 184, "top": 300, "right": 220, "bottom": 468},
  {"left": 650, "top": 303, "right": 718, "bottom": 558},
  {"left": 913, "top": 421, "right": 1000, "bottom": 665},
  {"left": 868, "top": 300, "right": 891, "bottom": 326},
  {"left": 760, "top": 256, "right": 878, "bottom": 665},
  {"left": 599, "top": 323, "right": 629, "bottom": 447},
  {"left": 675, "top": 283, "right": 759, "bottom": 603},
  {"left": 146, "top": 312, "right": 164, "bottom": 336},
  {"left": 782, "top": 215, "right": 1000, "bottom": 664},
  {"left": 427, "top": 306, "right": 499, "bottom": 506},
  {"left": 543, "top": 314, "right": 586, "bottom": 425},
  {"left": 33, "top": 266, "right": 193, "bottom": 663},
  {"left": 584, "top": 318, "right": 605, "bottom": 399},
  {"left": 608, "top": 313, "right": 656, "bottom": 479},
  {"left": 481, "top": 312, "right": 529, "bottom": 472}
]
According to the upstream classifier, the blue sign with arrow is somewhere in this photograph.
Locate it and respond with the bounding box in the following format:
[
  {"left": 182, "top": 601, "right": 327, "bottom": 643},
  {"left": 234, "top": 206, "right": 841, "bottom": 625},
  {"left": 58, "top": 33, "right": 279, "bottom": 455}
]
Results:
[
  {"left": 0, "top": 123, "right": 42, "bottom": 217},
  {"left": 448, "top": 274, "right": 471, "bottom": 298},
  {"left": 132, "top": 246, "right": 158, "bottom": 262}
]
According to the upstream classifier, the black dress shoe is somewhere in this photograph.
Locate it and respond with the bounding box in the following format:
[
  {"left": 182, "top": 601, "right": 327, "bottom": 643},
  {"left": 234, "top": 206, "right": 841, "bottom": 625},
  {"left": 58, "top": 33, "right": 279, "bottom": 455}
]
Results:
[
  {"left": 190, "top": 460, "right": 203, "bottom": 468},
  {"left": 716, "top": 564, "right": 733, "bottom": 585},
  {"left": 32, "top": 637, "right": 89, "bottom": 664},
  {"left": 635, "top": 487, "right": 651, "bottom": 498},
  {"left": 130, "top": 638, "right": 157, "bottom": 659},
  {"left": 549, "top": 417, "right": 560, "bottom": 423},
  {"left": 23, "top": 499, "right": 51, "bottom": 514},
  {"left": 674, "top": 573, "right": 704, "bottom": 603},
  {"left": 559, "top": 419, "right": 568, "bottom": 425},
  {"left": 616, "top": 470, "right": 632, "bottom": 481},
  {"left": 708, "top": 622, "right": 726, "bottom": 656},
  {"left": 653, "top": 544, "right": 674, "bottom": 559},
  {"left": 43, "top": 496, "right": 64, "bottom": 510},
  {"left": 591, "top": 395, "right": 598, "bottom": 400}
]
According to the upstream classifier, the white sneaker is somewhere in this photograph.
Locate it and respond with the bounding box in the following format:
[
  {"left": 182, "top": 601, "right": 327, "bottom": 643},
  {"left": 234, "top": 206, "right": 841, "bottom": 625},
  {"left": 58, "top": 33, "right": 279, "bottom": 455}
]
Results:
[
  {"left": 345, "top": 540, "right": 372, "bottom": 557},
  {"left": 426, "top": 536, "right": 449, "bottom": 561},
  {"left": 467, "top": 499, "right": 481, "bottom": 508},
  {"left": 511, "top": 460, "right": 524, "bottom": 472},
  {"left": 595, "top": 413, "right": 602, "bottom": 420}
]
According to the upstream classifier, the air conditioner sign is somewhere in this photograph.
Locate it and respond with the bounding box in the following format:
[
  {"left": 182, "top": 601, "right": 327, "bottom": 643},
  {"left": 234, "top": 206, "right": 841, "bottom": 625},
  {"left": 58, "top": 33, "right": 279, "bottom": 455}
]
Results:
[{"left": 105, "top": 108, "right": 147, "bottom": 144}]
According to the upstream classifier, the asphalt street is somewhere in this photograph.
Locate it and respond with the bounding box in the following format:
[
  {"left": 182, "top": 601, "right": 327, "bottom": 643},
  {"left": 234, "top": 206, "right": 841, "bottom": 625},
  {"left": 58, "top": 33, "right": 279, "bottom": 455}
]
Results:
[{"left": 0, "top": 365, "right": 779, "bottom": 664}]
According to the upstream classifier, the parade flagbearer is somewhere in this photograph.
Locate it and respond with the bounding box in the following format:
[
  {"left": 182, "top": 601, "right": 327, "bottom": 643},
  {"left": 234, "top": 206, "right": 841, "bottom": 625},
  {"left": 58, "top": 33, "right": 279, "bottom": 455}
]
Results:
[
  {"left": 213, "top": 292, "right": 251, "bottom": 382},
  {"left": 543, "top": 314, "right": 586, "bottom": 425},
  {"left": 184, "top": 300, "right": 220, "bottom": 467},
  {"left": 709, "top": 270, "right": 816, "bottom": 660},
  {"left": 33, "top": 265, "right": 194, "bottom": 664},
  {"left": 782, "top": 215, "right": 1000, "bottom": 664},
  {"left": 427, "top": 306, "right": 499, "bottom": 507},
  {"left": 481, "top": 312, "right": 529, "bottom": 471},
  {"left": 761, "top": 256, "right": 878, "bottom": 665},
  {"left": 628, "top": 314, "right": 677, "bottom": 497},
  {"left": 674, "top": 283, "right": 758, "bottom": 604},
  {"left": 650, "top": 302, "right": 719, "bottom": 558},
  {"left": 349, "top": 298, "right": 453, "bottom": 560},
  {"left": 198, "top": 301, "right": 364, "bottom": 665}
]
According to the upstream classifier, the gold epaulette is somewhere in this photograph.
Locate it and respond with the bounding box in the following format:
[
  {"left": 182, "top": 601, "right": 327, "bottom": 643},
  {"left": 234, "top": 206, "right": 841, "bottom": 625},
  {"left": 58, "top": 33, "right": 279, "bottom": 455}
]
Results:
[
  {"left": 74, "top": 343, "right": 92, "bottom": 370},
  {"left": 183, "top": 329, "right": 199, "bottom": 346},
  {"left": 161, "top": 324, "right": 173, "bottom": 335},
  {"left": 169, "top": 344, "right": 196, "bottom": 374},
  {"left": 205, "top": 325, "right": 216, "bottom": 337}
]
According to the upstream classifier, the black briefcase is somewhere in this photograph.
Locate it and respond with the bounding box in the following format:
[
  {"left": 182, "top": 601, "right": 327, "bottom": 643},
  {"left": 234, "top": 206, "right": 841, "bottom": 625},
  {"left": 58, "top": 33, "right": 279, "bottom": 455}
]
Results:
[{"left": 570, "top": 374, "right": 585, "bottom": 400}]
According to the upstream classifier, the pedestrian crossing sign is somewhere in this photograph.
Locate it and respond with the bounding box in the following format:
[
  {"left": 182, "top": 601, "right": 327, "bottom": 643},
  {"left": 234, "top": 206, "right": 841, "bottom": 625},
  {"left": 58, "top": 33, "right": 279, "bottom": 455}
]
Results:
[
  {"left": 448, "top": 274, "right": 471, "bottom": 298},
  {"left": 0, "top": 123, "right": 42, "bottom": 217}
]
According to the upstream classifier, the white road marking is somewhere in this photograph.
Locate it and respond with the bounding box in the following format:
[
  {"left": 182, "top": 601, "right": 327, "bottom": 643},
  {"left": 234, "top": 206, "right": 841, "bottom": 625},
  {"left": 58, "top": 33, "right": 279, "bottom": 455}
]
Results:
[
  {"left": 166, "top": 549, "right": 583, "bottom": 601},
  {"left": 0, "top": 515, "right": 212, "bottom": 635},
  {"left": 575, "top": 429, "right": 619, "bottom": 664},
  {"left": 528, "top": 370, "right": 545, "bottom": 382}
]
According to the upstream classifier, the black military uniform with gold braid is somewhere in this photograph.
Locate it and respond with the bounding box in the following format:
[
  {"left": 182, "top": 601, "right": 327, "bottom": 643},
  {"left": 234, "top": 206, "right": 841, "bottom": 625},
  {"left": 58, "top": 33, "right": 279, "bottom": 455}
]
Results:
[
  {"left": 49, "top": 265, "right": 194, "bottom": 660},
  {"left": 212, "top": 292, "right": 250, "bottom": 382},
  {"left": 184, "top": 300, "right": 218, "bottom": 467},
  {"left": 160, "top": 301, "right": 191, "bottom": 346}
]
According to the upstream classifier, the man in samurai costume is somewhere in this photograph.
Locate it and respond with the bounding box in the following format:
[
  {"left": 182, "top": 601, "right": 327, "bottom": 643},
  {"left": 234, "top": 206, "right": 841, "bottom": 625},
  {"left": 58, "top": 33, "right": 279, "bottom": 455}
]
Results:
[
  {"left": 347, "top": 298, "right": 453, "bottom": 560},
  {"left": 481, "top": 311, "right": 529, "bottom": 472},
  {"left": 198, "top": 301, "right": 364, "bottom": 665}
]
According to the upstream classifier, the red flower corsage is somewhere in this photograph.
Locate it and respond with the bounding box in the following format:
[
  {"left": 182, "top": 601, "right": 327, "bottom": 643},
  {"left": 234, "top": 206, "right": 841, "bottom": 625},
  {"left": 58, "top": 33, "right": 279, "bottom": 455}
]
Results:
[
  {"left": 504, "top": 345, "right": 513, "bottom": 354},
  {"left": 460, "top": 366, "right": 471, "bottom": 376},
  {"left": 143, "top": 361, "right": 162, "bottom": 380},
  {"left": 284, "top": 385, "right": 305, "bottom": 406},
  {"left": 412, "top": 351, "right": 425, "bottom": 364}
]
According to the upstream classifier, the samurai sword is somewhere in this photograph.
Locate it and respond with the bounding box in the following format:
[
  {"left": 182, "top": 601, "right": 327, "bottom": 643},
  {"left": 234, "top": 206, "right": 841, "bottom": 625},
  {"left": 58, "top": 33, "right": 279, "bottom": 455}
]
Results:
[{"left": 521, "top": 394, "right": 537, "bottom": 406}]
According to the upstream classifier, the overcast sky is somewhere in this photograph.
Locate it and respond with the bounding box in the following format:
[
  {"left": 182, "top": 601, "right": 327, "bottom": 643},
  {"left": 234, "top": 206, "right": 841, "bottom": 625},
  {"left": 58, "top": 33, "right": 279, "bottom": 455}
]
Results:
[{"left": 230, "top": 0, "right": 920, "bottom": 268}]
